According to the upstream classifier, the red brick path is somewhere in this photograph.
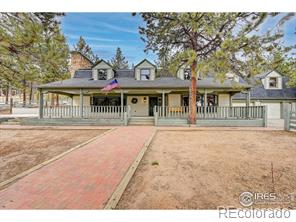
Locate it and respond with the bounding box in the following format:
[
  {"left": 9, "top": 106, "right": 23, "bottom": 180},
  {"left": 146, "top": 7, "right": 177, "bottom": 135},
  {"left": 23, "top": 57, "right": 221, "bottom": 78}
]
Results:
[{"left": 0, "top": 126, "right": 155, "bottom": 209}]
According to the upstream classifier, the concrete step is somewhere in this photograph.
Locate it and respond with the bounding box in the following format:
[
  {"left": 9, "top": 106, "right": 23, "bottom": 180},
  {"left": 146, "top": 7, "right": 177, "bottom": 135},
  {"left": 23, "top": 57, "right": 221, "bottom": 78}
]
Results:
[
  {"left": 1, "top": 121, "right": 21, "bottom": 125},
  {"left": 129, "top": 117, "right": 155, "bottom": 125},
  {"left": 0, "top": 117, "right": 22, "bottom": 125}
]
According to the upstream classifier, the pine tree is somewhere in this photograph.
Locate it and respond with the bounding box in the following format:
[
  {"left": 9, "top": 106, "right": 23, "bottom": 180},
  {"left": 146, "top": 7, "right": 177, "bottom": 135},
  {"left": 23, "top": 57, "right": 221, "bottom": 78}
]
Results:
[
  {"left": 138, "top": 13, "right": 294, "bottom": 123},
  {"left": 110, "top": 47, "right": 129, "bottom": 69},
  {"left": 0, "top": 13, "right": 70, "bottom": 106},
  {"left": 73, "top": 36, "right": 99, "bottom": 63}
]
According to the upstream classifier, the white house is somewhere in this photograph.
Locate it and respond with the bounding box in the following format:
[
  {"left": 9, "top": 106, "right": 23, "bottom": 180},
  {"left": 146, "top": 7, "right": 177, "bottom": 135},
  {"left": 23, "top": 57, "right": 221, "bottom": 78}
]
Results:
[{"left": 233, "top": 71, "right": 296, "bottom": 119}]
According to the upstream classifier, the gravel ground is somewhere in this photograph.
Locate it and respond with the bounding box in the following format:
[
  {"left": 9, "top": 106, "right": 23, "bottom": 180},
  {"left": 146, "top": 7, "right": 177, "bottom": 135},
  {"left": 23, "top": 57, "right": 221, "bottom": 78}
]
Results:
[
  {"left": 0, "top": 129, "right": 106, "bottom": 184},
  {"left": 117, "top": 130, "right": 296, "bottom": 209}
]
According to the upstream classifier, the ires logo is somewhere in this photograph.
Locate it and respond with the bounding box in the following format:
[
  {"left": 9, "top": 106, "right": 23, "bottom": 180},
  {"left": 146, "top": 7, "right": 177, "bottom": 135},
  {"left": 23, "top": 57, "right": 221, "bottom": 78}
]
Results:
[{"left": 239, "top": 192, "right": 294, "bottom": 207}]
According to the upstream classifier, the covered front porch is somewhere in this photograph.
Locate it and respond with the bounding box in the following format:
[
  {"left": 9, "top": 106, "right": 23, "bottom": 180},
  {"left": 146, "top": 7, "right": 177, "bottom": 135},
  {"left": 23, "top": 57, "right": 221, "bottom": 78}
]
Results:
[{"left": 34, "top": 87, "right": 266, "bottom": 126}]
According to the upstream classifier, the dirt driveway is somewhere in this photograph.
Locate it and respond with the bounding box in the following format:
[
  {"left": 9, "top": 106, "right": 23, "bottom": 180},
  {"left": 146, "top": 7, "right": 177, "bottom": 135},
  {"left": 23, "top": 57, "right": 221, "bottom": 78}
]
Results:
[
  {"left": 0, "top": 129, "right": 107, "bottom": 184},
  {"left": 117, "top": 130, "right": 296, "bottom": 209}
]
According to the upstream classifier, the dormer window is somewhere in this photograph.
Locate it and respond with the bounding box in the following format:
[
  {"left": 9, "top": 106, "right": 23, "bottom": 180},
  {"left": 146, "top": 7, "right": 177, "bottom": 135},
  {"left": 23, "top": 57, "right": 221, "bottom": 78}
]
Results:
[
  {"left": 140, "top": 69, "right": 150, "bottom": 80},
  {"left": 98, "top": 69, "right": 107, "bottom": 80},
  {"left": 269, "top": 77, "right": 278, "bottom": 88},
  {"left": 184, "top": 69, "right": 191, "bottom": 80}
]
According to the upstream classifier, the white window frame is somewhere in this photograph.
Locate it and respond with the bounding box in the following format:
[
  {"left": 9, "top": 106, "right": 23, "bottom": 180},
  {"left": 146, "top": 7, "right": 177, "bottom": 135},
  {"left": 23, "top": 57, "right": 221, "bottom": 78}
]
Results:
[
  {"left": 184, "top": 69, "right": 191, "bottom": 80},
  {"left": 269, "top": 77, "right": 278, "bottom": 88},
  {"left": 98, "top": 69, "right": 107, "bottom": 80},
  {"left": 140, "top": 69, "right": 150, "bottom": 80}
]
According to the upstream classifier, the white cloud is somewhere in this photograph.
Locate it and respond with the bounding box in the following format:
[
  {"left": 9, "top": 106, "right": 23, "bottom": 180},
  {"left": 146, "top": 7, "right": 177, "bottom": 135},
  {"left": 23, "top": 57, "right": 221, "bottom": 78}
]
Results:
[
  {"left": 98, "top": 22, "right": 139, "bottom": 34},
  {"left": 66, "top": 34, "right": 121, "bottom": 42}
]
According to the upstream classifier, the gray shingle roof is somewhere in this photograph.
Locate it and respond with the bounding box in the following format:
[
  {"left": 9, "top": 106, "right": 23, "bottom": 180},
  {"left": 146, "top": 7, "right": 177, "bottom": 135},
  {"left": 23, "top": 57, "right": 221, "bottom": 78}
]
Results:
[
  {"left": 73, "top": 70, "right": 93, "bottom": 79},
  {"left": 233, "top": 77, "right": 296, "bottom": 100},
  {"left": 39, "top": 76, "right": 249, "bottom": 90},
  {"left": 115, "top": 69, "right": 134, "bottom": 78}
]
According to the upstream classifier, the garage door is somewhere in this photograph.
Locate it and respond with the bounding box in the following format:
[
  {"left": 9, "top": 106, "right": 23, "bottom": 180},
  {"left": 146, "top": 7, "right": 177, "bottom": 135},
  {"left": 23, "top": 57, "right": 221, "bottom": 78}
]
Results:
[{"left": 264, "top": 103, "right": 281, "bottom": 119}]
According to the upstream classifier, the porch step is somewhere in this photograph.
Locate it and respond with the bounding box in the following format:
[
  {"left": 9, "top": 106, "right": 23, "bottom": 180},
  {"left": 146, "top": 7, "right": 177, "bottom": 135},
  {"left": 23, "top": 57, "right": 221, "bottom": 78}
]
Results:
[
  {"left": 1, "top": 121, "right": 21, "bottom": 125},
  {"left": 128, "top": 117, "right": 154, "bottom": 126},
  {"left": 0, "top": 118, "right": 22, "bottom": 125}
]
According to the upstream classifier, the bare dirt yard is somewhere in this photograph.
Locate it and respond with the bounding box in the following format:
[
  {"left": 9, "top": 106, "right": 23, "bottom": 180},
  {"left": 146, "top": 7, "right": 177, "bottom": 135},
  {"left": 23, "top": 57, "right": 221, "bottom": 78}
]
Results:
[
  {"left": 0, "top": 129, "right": 107, "bottom": 184},
  {"left": 117, "top": 130, "right": 296, "bottom": 209}
]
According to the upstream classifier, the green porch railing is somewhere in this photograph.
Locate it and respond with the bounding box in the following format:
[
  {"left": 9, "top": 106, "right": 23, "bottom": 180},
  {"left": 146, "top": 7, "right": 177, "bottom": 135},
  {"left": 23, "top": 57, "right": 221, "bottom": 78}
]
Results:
[
  {"left": 154, "top": 106, "right": 265, "bottom": 119},
  {"left": 284, "top": 110, "right": 296, "bottom": 131},
  {"left": 43, "top": 105, "right": 128, "bottom": 119}
]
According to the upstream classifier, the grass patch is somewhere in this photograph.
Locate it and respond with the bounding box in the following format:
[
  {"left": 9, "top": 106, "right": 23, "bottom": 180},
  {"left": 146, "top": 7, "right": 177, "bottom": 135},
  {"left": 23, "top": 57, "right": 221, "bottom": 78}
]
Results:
[{"left": 151, "top": 161, "right": 159, "bottom": 166}]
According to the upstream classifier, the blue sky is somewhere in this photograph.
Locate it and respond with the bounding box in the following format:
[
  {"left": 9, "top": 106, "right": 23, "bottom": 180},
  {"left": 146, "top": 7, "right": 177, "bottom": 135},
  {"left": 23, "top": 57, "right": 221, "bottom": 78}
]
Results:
[
  {"left": 60, "top": 13, "right": 296, "bottom": 65},
  {"left": 60, "top": 13, "right": 154, "bottom": 65}
]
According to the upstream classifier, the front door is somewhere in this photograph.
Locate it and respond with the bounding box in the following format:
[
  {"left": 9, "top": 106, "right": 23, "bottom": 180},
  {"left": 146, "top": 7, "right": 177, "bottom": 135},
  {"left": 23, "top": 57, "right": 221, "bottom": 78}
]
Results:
[{"left": 149, "top": 97, "right": 158, "bottom": 116}]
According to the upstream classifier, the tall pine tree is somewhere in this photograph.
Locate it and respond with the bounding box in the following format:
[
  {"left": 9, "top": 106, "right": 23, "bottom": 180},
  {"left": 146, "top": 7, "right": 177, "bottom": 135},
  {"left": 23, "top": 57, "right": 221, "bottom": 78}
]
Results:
[
  {"left": 73, "top": 36, "right": 99, "bottom": 63},
  {"left": 0, "top": 13, "right": 70, "bottom": 106},
  {"left": 138, "top": 13, "right": 294, "bottom": 123},
  {"left": 110, "top": 47, "right": 129, "bottom": 69}
]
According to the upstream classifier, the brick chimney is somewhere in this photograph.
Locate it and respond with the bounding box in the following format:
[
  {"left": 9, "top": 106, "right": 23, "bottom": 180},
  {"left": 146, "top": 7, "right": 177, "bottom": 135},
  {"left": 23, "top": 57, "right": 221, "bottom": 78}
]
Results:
[{"left": 69, "top": 51, "right": 93, "bottom": 78}]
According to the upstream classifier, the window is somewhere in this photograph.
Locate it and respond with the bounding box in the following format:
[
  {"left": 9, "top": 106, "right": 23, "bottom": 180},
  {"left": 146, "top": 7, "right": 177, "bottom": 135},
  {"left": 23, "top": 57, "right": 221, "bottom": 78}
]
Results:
[
  {"left": 269, "top": 77, "right": 278, "bottom": 88},
  {"left": 98, "top": 69, "right": 107, "bottom": 80},
  {"left": 140, "top": 69, "right": 150, "bottom": 80},
  {"left": 182, "top": 94, "right": 218, "bottom": 107},
  {"left": 91, "top": 96, "right": 121, "bottom": 106},
  {"left": 184, "top": 69, "right": 191, "bottom": 80}
]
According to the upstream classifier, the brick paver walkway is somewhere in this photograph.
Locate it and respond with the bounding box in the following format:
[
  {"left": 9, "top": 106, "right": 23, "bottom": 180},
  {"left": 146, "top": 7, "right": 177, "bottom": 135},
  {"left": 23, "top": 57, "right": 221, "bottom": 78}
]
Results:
[{"left": 0, "top": 126, "right": 155, "bottom": 209}]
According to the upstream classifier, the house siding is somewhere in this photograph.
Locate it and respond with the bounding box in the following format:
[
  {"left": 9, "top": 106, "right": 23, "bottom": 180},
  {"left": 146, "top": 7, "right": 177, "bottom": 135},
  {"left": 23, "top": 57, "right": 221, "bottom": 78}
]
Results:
[
  {"left": 168, "top": 94, "right": 181, "bottom": 106},
  {"left": 218, "top": 94, "right": 230, "bottom": 106},
  {"left": 127, "top": 96, "right": 149, "bottom": 116},
  {"left": 73, "top": 95, "right": 90, "bottom": 106},
  {"left": 135, "top": 60, "right": 156, "bottom": 80},
  {"left": 92, "top": 61, "right": 114, "bottom": 80}
]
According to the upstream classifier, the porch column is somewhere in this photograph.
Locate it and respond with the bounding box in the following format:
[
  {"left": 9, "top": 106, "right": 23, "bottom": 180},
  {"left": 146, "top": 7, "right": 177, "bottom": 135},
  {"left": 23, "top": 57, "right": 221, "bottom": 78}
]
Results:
[
  {"left": 70, "top": 95, "right": 74, "bottom": 117},
  {"left": 204, "top": 90, "right": 207, "bottom": 118},
  {"left": 162, "top": 90, "right": 165, "bottom": 117},
  {"left": 246, "top": 90, "right": 250, "bottom": 118},
  {"left": 246, "top": 91, "right": 250, "bottom": 107},
  {"left": 39, "top": 89, "right": 44, "bottom": 119},
  {"left": 80, "top": 89, "right": 83, "bottom": 118},
  {"left": 121, "top": 90, "right": 124, "bottom": 119},
  {"left": 229, "top": 94, "right": 233, "bottom": 107}
]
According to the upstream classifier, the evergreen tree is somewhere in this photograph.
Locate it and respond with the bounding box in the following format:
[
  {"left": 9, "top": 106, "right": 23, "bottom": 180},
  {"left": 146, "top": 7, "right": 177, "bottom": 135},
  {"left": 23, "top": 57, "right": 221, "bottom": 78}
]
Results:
[
  {"left": 73, "top": 36, "right": 99, "bottom": 63},
  {"left": 0, "top": 13, "right": 70, "bottom": 105},
  {"left": 138, "top": 13, "right": 294, "bottom": 123},
  {"left": 110, "top": 47, "right": 129, "bottom": 69}
]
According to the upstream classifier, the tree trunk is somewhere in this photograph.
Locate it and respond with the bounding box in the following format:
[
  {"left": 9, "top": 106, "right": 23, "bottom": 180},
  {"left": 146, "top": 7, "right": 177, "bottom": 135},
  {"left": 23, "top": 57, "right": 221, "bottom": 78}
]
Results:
[
  {"left": 5, "top": 85, "right": 9, "bottom": 104},
  {"left": 22, "top": 80, "right": 26, "bottom": 107},
  {"left": 22, "top": 89, "right": 26, "bottom": 107},
  {"left": 29, "top": 82, "right": 33, "bottom": 105},
  {"left": 188, "top": 60, "right": 197, "bottom": 124}
]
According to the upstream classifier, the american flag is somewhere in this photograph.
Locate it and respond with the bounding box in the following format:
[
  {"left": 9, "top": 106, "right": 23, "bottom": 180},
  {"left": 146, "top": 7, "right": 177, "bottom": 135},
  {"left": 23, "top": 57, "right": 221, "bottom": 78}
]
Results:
[{"left": 101, "top": 79, "right": 119, "bottom": 92}]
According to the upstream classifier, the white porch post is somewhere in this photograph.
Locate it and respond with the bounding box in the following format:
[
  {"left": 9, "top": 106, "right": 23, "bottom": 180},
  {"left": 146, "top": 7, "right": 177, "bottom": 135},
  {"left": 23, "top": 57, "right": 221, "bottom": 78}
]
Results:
[
  {"left": 246, "top": 91, "right": 250, "bottom": 107},
  {"left": 70, "top": 95, "right": 74, "bottom": 117},
  {"left": 162, "top": 90, "right": 165, "bottom": 117},
  {"left": 246, "top": 90, "right": 250, "bottom": 118},
  {"left": 80, "top": 89, "right": 83, "bottom": 118},
  {"left": 39, "top": 89, "right": 44, "bottom": 119},
  {"left": 229, "top": 93, "right": 233, "bottom": 107},
  {"left": 204, "top": 90, "right": 207, "bottom": 118},
  {"left": 121, "top": 90, "right": 124, "bottom": 119}
]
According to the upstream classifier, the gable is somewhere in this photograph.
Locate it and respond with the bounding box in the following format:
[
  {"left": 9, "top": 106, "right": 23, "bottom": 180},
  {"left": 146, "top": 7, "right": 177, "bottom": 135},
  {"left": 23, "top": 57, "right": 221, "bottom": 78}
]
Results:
[
  {"left": 92, "top": 60, "right": 112, "bottom": 70},
  {"left": 261, "top": 71, "right": 283, "bottom": 89},
  {"left": 135, "top": 59, "right": 156, "bottom": 69},
  {"left": 265, "top": 71, "right": 282, "bottom": 78}
]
